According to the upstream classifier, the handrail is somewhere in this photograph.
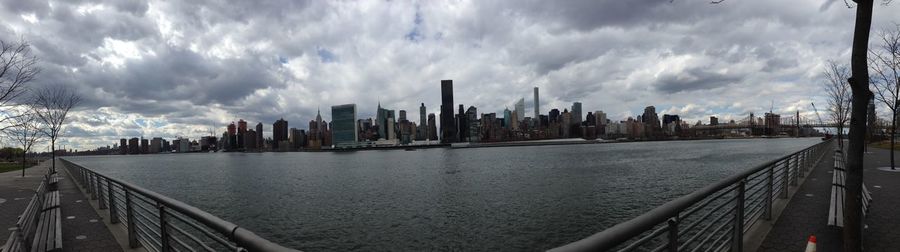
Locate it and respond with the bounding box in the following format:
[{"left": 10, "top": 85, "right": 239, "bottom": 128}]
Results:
[
  {"left": 550, "top": 139, "right": 833, "bottom": 252},
  {"left": 59, "top": 158, "right": 301, "bottom": 252}
]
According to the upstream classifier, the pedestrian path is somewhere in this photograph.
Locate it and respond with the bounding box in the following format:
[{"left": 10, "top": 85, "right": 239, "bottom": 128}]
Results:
[
  {"left": 0, "top": 161, "right": 124, "bottom": 252},
  {"left": 757, "top": 146, "right": 900, "bottom": 251}
]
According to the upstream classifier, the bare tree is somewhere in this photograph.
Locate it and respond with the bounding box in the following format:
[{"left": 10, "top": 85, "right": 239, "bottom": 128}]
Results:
[
  {"left": 0, "top": 39, "right": 40, "bottom": 132},
  {"left": 33, "top": 86, "right": 81, "bottom": 173},
  {"left": 824, "top": 61, "right": 852, "bottom": 148},
  {"left": 870, "top": 25, "right": 900, "bottom": 169},
  {"left": 6, "top": 106, "right": 44, "bottom": 177}
]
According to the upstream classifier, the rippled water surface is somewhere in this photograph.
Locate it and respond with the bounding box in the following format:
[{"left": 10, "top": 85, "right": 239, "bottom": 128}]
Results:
[{"left": 67, "top": 138, "right": 820, "bottom": 251}]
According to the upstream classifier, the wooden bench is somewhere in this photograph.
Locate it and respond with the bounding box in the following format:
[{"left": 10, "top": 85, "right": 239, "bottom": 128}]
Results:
[
  {"left": 828, "top": 150, "right": 873, "bottom": 227},
  {"left": 41, "top": 191, "right": 60, "bottom": 212},
  {"left": 30, "top": 207, "right": 62, "bottom": 252},
  {"left": 47, "top": 174, "right": 59, "bottom": 191}
]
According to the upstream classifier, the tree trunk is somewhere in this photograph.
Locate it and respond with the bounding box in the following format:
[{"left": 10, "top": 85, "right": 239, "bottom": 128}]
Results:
[
  {"left": 21, "top": 151, "right": 26, "bottom": 177},
  {"left": 892, "top": 112, "right": 896, "bottom": 169},
  {"left": 51, "top": 140, "right": 55, "bottom": 173},
  {"left": 844, "top": 0, "right": 874, "bottom": 251}
]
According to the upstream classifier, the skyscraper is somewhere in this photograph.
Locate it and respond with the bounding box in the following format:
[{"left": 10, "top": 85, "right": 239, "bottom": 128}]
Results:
[
  {"left": 255, "top": 122, "right": 263, "bottom": 150},
  {"left": 440, "top": 80, "right": 456, "bottom": 143},
  {"left": 533, "top": 87, "right": 540, "bottom": 118},
  {"left": 514, "top": 98, "right": 525, "bottom": 123},
  {"left": 273, "top": 118, "right": 288, "bottom": 149},
  {"left": 331, "top": 104, "right": 359, "bottom": 148},
  {"left": 572, "top": 102, "right": 583, "bottom": 126},
  {"left": 418, "top": 103, "right": 426, "bottom": 140}
]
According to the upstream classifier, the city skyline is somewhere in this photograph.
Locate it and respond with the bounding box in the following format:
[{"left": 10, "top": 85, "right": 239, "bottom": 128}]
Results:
[{"left": 3, "top": 1, "right": 900, "bottom": 150}]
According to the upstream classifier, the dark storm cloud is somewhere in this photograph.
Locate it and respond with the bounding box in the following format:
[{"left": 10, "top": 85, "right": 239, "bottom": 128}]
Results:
[{"left": 654, "top": 68, "right": 744, "bottom": 94}]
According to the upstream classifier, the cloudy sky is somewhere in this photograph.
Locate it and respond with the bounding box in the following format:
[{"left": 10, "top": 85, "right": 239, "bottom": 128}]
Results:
[{"left": 2, "top": 0, "right": 900, "bottom": 150}]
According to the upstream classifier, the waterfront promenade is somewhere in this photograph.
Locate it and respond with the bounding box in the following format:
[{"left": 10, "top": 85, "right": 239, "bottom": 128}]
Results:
[
  {"left": 1, "top": 161, "right": 123, "bottom": 252},
  {"left": 757, "top": 146, "right": 900, "bottom": 251}
]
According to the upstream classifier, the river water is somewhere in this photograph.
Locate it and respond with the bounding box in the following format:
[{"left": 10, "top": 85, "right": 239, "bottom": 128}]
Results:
[{"left": 67, "top": 138, "right": 820, "bottom": 251}]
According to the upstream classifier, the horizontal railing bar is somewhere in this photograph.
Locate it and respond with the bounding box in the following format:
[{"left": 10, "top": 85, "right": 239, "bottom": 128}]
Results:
[
  {"left": 679, "top": 186, "right": 737, "bottom": 220},
  {"left": 689, "top": 216, "right": 734, "bottom": 252},
  {"left": 615, "top": 225, "right": 668, "bottom": 252},
  {"left": 679, "top": 207, "right": 736, "bottom": 250},
  {"left": 166, "top": 211, "right": 236, "bottom": 249},
  {"left": 678, "top": 196, "right": 736, "bottom": 237},
  {"left": 167, "top": 222, "right": 219, "bottom": 252}
]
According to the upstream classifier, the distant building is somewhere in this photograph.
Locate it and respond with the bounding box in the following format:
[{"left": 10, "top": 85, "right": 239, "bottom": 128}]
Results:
[
  {"left": 119, "top": 138, "right": 127, "bottom": 155},
  {"left": 418, "top": 103, "right": 427, "bottom": 140},
  {"left": 237, "top": 119, "right": 247, "bottom": 149},
  {"left": 128, "top": 138, "right": 139, "bottom": 154},
  {"left": 427, "top": 113, "right": 438, "bottom": 141},
  {"left": 255, "top": 123, "right": 264, "bottom": 150},
  {"left": 245, "top": 130, "right": 257, "bottom": 150},
  {"left": 514, "top": 98, "right": 525, "bottom": 124},
  {"left": 273, "top": 118, "right": 288, "bottom": 149},
  {"left": 572, "top": 102, "right": 583, "bottom": 126},
  {"left": 140, "top": 138, "right": 149, "bottom": 154},
  {"left": 710, "top": 116, "right": 719, "bottom": 126},
  {"left": 642, "top": 106, "right": 660, "bottom": 138},
  {"left": 332, "top": 104, "right": 359, "bottom": 148},
  {"left": 440, "top": 80, "right": 456, "bottom": 143},
  {"left": 150, "top": 137, "right": 163, "bottom": 153},
  {"left": 533, "top": 87, "right": 540, "bottom": 119}
]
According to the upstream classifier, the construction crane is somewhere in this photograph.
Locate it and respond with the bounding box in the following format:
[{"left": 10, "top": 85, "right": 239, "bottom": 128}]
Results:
[{"left": 811, "top": 102, "right": 833, "bottom": 140}]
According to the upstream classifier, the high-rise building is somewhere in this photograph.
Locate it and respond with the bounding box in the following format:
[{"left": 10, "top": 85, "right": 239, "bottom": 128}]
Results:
[
  {"left": 255, "top": 123, "right": 264, "bottom": 150},
  {"left": 514, "top": 98, "right": 525, "bottom": 123},
  {"left": 572, "top": 102, "right": 583, "bottom": 126},
  {"left": 245, "top": 130, "right": 257, "bottom": 150},
  {"left": 419, "top": 103, "right": 426, "bottom": 140},
  {"left": 332, "top": 104, "right": 358, "bottom": 148},
  {"left": 440, "top": 80, "right": 456, "bottom": 143},
  {"left": 457, "top": 104, "right": 467, "bottom": 141},
  {"left": 466, "top": 106, "right": 479, "bottom": 142},
  {"left": 128, "top": 138, "right": 139, "bottom": 154},
  {"left": 533, "top": 87, "right": 540, "bottom": 118},
  {"left": 503, "top": 108, "right": 513, "bottom": 128},
  {"left": 710, "top": 116, "right": 719, "bottom": 126},
  {"left": 273, "top": 118, "right": 288, "bottom": 149},
  {"left": 427, "top": 113, "right": 438, "bottom": 141},
  {"left": 642, "top": 106, "right": 661, "bottom": 138},
  {"left": 150, "top": 137, "right": 163, "bottom": 153},
  {"left": 119, "top": 138, "right": 127, "bottom": 155},
  {"left": 140, "top": 138, "right": 149, "bottom": 154}
]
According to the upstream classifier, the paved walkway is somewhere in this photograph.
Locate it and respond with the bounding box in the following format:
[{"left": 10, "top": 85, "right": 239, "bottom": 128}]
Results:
[
  {"left": 758, "top": 146, "right": 900, "bottom": 251},
  {"left": 0, "top": 161, "right": 123, "bottom": 252},
  {"left": 0, "top": 162, "right": 49, "bottom": 240}
]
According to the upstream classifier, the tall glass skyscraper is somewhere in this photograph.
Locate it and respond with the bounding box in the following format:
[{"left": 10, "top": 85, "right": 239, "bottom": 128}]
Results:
[
  {"left": 440, "top": 80, "right": 456, "bottom": 143},
  {"left": 331, "top": 104, "right": 358, "bottom": 147}
]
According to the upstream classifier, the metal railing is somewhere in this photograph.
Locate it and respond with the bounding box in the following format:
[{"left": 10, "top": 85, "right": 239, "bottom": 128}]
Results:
[
  {"left": 549, "top": 139, "right": 833, "bottom": 252},
  {"left": 59, "top": 158, "right": 301, "bottom": 252}
]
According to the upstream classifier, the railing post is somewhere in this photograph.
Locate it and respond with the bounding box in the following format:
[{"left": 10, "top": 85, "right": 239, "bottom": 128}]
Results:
[
  {"left": 667, "top": 217, "right": 679, "bottom": 252},
  {"left": 790, "top": 155, "right": 798, "bottom": 186},
  {"left": 159, "top": 204, "right": 170, "bottom": 252},
  {"left": 799, "top": 151, "right": 806, "bottom": 177},
  {"left": 765, "top": 165, "right": 773, "bottom": 220},
  {"left": 125, "top": 190, "right": 140, "bottom": 248},
  {"left": 732, "top": 180, "right": 745, "bottom": 252},
  {"left": 91, "top": 173, "right": 98, "bottom": 200},
  {"left": 780, "top": 158, "right": 789, "bottom": 199},
  {"left": 99, "top": 177, "right": 107, "bottom": 209},
  {"left": 108, "top": 179, "right": 119, "bottom": 224}
]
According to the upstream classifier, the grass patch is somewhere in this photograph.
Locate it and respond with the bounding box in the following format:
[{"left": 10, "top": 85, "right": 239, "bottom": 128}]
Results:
[
  {"left": 870, "top": 141, "right": 900, "bottom": 150},
  {"left": 0, "top": 161, "right": 36, "bottom": 174}
]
